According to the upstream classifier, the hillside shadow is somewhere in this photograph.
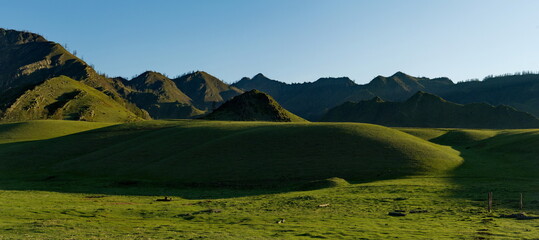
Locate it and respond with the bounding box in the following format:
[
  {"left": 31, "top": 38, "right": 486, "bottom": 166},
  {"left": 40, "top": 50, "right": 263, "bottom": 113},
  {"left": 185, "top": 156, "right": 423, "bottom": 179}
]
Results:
[
  {"left": 0, "top": 121, "right": 424, "bottom": 199},
  {"left": 0, "top": 177, "right": 297, "bottom": 199},
  {"left": 430, "top": 130, "right": 539, "bottom": 212},
  {"left": 0, "top": 173, "right": 404, "bottom": 200}
]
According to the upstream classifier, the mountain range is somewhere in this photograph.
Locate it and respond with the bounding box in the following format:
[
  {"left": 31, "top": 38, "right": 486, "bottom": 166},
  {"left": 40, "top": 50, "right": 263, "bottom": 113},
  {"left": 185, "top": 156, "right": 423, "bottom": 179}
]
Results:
[
  {"left": 3, "top": 28, "right": 539, "bottom": 128},
  {"left": 321, "top": 91, "right": 539, "bottom": 129},
  {"left": 234, "top": 71, "right": 539, "bottom": 121}
]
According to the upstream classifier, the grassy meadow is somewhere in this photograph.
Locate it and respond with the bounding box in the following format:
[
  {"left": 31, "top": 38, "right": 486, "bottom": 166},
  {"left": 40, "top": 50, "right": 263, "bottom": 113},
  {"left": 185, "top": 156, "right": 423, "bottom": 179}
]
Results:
[{"left": 0, "top": 120, "right": 538, "bottom": 239}]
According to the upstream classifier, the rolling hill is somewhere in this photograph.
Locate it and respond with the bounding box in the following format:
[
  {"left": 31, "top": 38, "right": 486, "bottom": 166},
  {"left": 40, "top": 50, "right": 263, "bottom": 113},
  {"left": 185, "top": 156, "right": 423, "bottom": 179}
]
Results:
[
  {"left": 2, "top": 76, "right": 142, "bottom": 122},
  {"left": 203, "top": 90, "right": 306, "bottom": 122},
  {"left": 321, "top": 91, "right": 539, "bottom": 129},
  {"left": 0, "top": 120, "right": 462, "bottom": 185}
]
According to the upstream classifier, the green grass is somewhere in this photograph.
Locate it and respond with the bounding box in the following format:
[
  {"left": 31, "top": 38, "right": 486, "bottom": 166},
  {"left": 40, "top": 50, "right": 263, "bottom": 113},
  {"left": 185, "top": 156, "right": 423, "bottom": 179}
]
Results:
[
  {"left": 2, "top": 76, "right": 141, "bottom": 122},
  {"left": 0, "top": 120, "right": 461, "bottom": 184},
  {"left": 0, "top": 121, "right": 538, "bottom": 239},
  {"left": 0, "top": 177, "right": 537, "bottom": 239},
  {"left": 0, "top": 120, "right": 116, "bottom": 144}
]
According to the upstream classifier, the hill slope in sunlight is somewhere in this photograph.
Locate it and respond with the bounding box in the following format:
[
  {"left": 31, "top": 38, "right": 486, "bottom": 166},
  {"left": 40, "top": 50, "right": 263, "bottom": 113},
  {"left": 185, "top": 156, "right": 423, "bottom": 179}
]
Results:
[
  {"left": 2, "top": 76, "right": 141, "bottom": 122},
  {"left": 0, "top": 120, "right": 461, "bottom": 185}
]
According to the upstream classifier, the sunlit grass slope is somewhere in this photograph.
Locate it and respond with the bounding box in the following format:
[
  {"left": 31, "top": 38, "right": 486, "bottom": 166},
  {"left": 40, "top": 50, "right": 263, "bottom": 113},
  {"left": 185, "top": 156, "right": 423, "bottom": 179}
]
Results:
[
  {"left": 400, "top": 127, "right": 539, "bottom": 178},
  {"left": 3, "top": 76, "right": 141, "bottom": 122},
  {"left": 0, "top": 120, "right": 115, "bottom": 143},
  {"left": 0, "top": 120, "right": 462, "bottom": 185}
]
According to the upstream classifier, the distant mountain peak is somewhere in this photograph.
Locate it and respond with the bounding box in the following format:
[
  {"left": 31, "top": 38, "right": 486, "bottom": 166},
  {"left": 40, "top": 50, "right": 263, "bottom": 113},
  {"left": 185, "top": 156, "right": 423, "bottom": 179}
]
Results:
[
  {"left": 391, "top": 71, "right": 410, "bottom": 78},
  {"left": 250, "top": 73, "right": 274, "bottom": 82},
  {"left": 179, "top": 71, "right": 217, "bottom": 81},
  {"left": 253, "top": 73, "right": 267, "bottom": 78},
  {"left": 138, "top": 70, "right": 166, "bottom": 78},
  {"left": 173, "top": 71, "right": 243, "bottom": 110},
  {"left": 314, "top": 77, "right": 355, "bottom": 86},
  {"left": 0, "top": 28, "right": 47, "bottom": 45},
  {"left": 130, "top": 71, "right": 171, "bottom": 86}
]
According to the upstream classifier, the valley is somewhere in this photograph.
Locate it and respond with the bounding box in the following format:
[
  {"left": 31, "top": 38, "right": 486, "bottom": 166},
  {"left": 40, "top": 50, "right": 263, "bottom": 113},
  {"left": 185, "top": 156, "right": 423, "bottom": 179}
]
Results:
[{"left": 0, "top": 120, "right": 537, "bottom": 239}]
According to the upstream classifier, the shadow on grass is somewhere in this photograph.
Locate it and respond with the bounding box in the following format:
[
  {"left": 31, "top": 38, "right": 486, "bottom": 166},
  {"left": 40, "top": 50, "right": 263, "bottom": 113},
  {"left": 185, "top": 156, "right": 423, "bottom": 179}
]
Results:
[
  {"left": 0, "top": 121, "right": 423, "bottom": 199},
  {"left": 430, "top": 130, "right": 539, "bottom": 212},
  {"left": 0, "top": 173, "right": 399, "bottom": 200}
]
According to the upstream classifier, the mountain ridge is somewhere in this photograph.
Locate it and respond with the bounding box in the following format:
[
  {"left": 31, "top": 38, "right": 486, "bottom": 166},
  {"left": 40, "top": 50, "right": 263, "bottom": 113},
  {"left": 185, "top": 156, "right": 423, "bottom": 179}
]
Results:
[
  {"left": 321, "top": 91, "right": 539, "bottom": 129},
  {"left": 3, "top": 28, "right": 539, "bottom": 125},
  {"left": 0, "top": 28, "right": 149, "bottom": 121}
]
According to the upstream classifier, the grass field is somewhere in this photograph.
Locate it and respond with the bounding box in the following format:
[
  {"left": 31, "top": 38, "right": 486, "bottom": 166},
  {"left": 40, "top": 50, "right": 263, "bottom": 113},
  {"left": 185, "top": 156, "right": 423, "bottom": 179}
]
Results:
[{"left": 0, "top": 120, "right": 538, "bottom": 239}]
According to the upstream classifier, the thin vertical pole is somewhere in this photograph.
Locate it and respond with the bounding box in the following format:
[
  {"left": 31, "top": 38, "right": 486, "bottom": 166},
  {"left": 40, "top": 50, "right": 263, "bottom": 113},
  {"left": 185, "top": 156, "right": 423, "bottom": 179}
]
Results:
[
  {"left": 520, "top": 193, "right": 523, "bottom": 211},
  {"left": 487, "top": 192, "right": 493, "bottom": 213}
]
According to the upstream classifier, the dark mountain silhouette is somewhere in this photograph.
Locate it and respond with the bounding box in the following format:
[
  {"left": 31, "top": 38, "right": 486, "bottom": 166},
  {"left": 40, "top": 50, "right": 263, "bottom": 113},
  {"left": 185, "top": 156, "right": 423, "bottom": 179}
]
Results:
[
  {"left": 321, "top": 91, "right": 539, "bottom": 129},
  {"left": 435, "top": 73, "right": 539, "bottom": 117},
  {"left": 173, "top": 71, "right": 243, "bottom": 111},
  {"left": 365, "top": 72, "right": 453, "bottom": 100},
  {"left": 124, "top": 71, "right": 203, "bottom": 119},
  {"left": 203, "top": 89, "right": 306, "bottom": 122},
  {"left": 234, "top": 72, "right": 539, "bottom": 120},
  {"left": 233, "top": 74, "right": 375, "bottom": 120}
]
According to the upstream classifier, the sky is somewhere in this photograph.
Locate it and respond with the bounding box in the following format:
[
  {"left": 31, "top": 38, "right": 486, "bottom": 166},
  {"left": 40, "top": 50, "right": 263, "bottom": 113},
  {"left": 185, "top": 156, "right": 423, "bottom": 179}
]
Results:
[{"left": 2, "top": 0, "right": 539, "bottom": 84}]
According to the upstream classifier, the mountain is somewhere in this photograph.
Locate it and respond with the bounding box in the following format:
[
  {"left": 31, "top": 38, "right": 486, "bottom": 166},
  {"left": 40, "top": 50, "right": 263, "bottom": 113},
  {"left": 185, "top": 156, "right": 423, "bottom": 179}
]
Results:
[
  {"left": 0, "top": 28, "right": 148, "bottom": 120},
  {"left": 2, "top": 76, "right": 140, "bottom": 122},
  {"left": 5, "top": 28, "right": 539, "bottom": 123},
  {"left": 173, "top": 71, "right": 243, "bottom": 111},
  {"left": 434, "top": 73, "right": 539, "bottom": 117},
  {"left": 366, "top": 71, "right": 453, "bottom": 100},
  {"left": 233, "top": 74, "right": 375, "bottom": 120},
  {"left": 124, "top": 71, "right": 204, "bottom": 119},
  {"left": 234, "top": 72, "right": 539, "bottom": 121},
  {"left": 203, "top": 89, "right": 306, "bottom": 122},
  {"left": 321, "top": 91, "right": 539, "bottom": 129},
  {"left": 233, "top": 73, "right": 289, "bottom": 99}
]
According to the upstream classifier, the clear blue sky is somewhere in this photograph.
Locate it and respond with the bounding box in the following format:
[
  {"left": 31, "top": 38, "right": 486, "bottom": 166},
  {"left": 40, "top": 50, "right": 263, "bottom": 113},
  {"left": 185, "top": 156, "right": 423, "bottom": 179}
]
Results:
[{"left": 2, "top": 0, "right": 539, "bottom": 84}]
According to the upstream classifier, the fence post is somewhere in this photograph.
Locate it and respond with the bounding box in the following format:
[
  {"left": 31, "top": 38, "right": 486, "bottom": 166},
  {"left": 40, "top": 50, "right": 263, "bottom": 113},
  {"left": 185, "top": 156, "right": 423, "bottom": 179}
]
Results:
[
  {"left": 487, "top": 192, "right": 493, "bottom": 213},
  {"left": 520, "top": 193, "right": 523, "bottom": 211}
]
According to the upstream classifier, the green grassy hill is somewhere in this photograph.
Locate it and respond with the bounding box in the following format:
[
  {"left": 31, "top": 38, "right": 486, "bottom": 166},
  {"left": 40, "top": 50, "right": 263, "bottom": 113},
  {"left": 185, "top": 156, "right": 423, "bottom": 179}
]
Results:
[
  {"left": 400, "top": 127, "right": 539, "bottom": 178},
  {"left": 0, "top": 120, "right": 116, "bottom": 143},
  {"left": 203, "top": 90, "right": 307, "bottom": 122},
  {"left": 0, "top": 120, "right": 461, "bottom": 185},
  {"left": 321, "top": 91, "right": 539, "bottom": 129},
  {"left": 2, "top": 76, "right": 141, "bottom": 122},
  {"left": 0, "top": 28, "right": 148, "bottom": 120},
  {"left": 1, "top": 121, "right": 539, "bottom": 239}
]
